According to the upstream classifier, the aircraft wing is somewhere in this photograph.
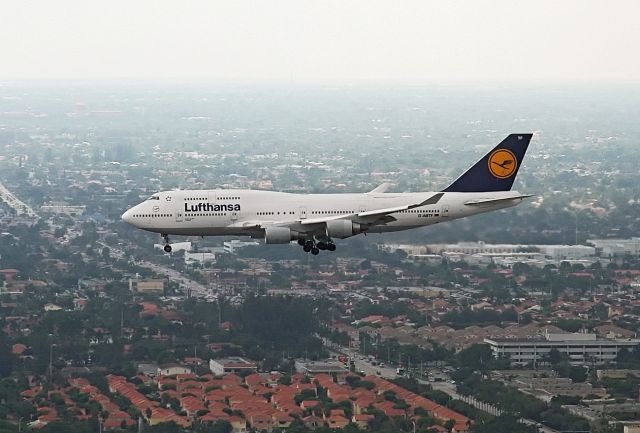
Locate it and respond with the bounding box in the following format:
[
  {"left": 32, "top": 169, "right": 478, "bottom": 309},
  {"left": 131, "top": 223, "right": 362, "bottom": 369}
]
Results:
[
  {"left": 301, "top": 192, "right": 444, "bottom": 225},
  {"left": 228, "top": 193, "right": 445, "bottom": 231},
  {"left": 463, "top": 194, "right": 534, "bottom": 206}
]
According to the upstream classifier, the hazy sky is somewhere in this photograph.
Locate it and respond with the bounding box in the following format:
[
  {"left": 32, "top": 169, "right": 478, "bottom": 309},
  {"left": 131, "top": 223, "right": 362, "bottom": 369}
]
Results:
[{"left": 2, "top": 0, "right": 639, "bottom": 83}]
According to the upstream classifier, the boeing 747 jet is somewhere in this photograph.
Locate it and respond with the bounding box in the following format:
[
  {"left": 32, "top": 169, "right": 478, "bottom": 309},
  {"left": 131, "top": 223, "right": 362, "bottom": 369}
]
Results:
[{"left": 122, "top": 134, "right": 533, "bottom": 255}]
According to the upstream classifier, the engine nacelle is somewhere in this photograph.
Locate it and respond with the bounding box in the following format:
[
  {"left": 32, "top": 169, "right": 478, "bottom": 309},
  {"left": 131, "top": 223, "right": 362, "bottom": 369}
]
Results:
[
  {"left": 264, "top": 226, "right": 294, "bottom": 244},
  {"left": 325, "top": 220, "right": 362, "bottom": 239}
]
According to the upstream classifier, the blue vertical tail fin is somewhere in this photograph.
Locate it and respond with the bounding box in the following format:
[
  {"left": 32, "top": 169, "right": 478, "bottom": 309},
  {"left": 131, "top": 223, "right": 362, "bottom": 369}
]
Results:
[{"left": 442, "top": 133, "right": 532, "bottom": 193}]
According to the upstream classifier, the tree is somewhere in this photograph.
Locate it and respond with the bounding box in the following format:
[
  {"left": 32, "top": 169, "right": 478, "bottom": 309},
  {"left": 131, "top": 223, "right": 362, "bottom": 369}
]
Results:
[
  {"left": 456, "top": 344, "right": 506, "bottom": 372},
  {"left": 198, "top": 420, "right": 232, "bottom": 433},
  {"left": 568, "top": 366, "right": 587, "bottom": 383},
  {"left": 0, "top": 330, "right": 13, "bottom": 377},
  {"left": 472, "top": 414, "right": 534, "bottom": 433},
  {"left": 147, "top": 421, "right": 181, "bottom": 433}
]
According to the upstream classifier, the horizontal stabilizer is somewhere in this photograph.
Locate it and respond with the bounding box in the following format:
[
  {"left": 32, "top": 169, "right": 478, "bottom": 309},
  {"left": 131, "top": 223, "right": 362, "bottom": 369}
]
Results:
[{"left": 463, "top": 194, "right": 535, "bottom": 206}]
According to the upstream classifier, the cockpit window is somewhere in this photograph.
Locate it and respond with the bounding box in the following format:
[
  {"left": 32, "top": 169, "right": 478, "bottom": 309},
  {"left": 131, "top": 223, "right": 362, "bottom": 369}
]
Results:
[{"left": 147, "top": 195, "right": 160, "bottom": 201}]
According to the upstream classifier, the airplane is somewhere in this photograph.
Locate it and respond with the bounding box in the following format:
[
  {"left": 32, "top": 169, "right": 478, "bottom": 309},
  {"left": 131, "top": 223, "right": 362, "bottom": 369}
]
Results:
[{"left": 122, "top": 133, "right": 534, "bottom": 255}]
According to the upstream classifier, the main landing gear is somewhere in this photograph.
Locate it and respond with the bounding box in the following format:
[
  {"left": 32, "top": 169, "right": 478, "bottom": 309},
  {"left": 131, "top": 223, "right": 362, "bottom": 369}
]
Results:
[
  {"left": 161, "top": 234, "right": 172, "bottom": 253},
  {"left": 297, "top": 238, "right": 336, "bottom": 255}
]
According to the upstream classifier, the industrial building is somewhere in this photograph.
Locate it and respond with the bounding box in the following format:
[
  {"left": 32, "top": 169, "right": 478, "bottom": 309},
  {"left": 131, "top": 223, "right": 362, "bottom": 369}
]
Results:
[
  {"left": 40, "top": 204, "right": 86, "bottom": 216},
  {"left": 485, "top": 332, "right": 640, "bottom": 366},
  {"left": 209, "top": 357, "right": 257, "bottom": 376},
  {"left": 129, "top": 278, "right": 165, "bottom": 294},
  {"left": 294, "top": 359, "right": 347, "bottom": 375},
  {"left": 588, "top": 237, "right": 640, "bottom": 257}
]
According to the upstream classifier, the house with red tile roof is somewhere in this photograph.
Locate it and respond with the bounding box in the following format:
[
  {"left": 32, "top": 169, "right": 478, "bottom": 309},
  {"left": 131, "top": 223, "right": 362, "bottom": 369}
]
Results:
[
  {"left": 352, "top": 414, "right": 374, "bottom": 428},
  {"left": 300, "top": 400, "right": 321, "bottom": 410},
  {"left": 148, "top": 407, "right": 190, "bottom": 428},
  {"left": 280, "top": 403, "right": 302, "bottom": 416},
  {"left": 107, "top": 375, "right": 154, "bottom": 411},
  {"left": 302, "top": 414, "right": 323, "bottom": 428},
  {"left": 226, "top": 416, "right": 247, "bottom": 433},
  {"left": 179, "top": 384, "right": 205, "bottom": 398},
  {"left": 34, "top": 407, "right": 60, "bottom": 426},
  {"left": 373, "top": 400, "right": 406, "bottom": 417},
  {"left": 353, "top": 396, "right": 376, "bottom": 415},
  {"left": 12, "top": 343, "right": 27, "bottom": 355},
  {"left": 103, "top": 410, "right": 135, "bottom": 430},
  {"left": 326, "top": 413, "right": 349, "bottom": 429},
  {"left": 247, "top": 412, "right": 272, "bottom": 431},
  {"left": 363, "top": 375, "right": 472, "bottom": 432},
  {"left": 176, "top": 372, "right": 198, "bottom": 382},
  {"left": 271, "top": 412, "right": 293, "bottom": 429},
  {"left": 180, "top": 395, "right": 207, "bottom": 417}
]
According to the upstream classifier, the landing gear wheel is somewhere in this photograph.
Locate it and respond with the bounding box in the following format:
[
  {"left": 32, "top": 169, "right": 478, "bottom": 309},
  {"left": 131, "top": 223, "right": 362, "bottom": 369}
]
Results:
[
  {"left": 297, "top": 239, "right": 305, "bottom": 246},
  {"left": 311, "top": 247, "right": 320, "bottom": 255},
  {"left": 327, "top": 243, "right": 336, "bottom": 251},
  {"left": 317, "top": 242, "right": 328, "bottom": 250},
  {"left": 303, "top": 244, "right": 312, "bottom": 253},
  {"left": 161, "top": 234, "right": 172, "bottom": 253}
]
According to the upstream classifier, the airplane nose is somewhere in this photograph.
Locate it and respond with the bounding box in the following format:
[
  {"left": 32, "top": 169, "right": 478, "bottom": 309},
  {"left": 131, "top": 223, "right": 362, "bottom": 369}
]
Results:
[{"left": 122, "top": 209, "right": 134, "bottom": 225}]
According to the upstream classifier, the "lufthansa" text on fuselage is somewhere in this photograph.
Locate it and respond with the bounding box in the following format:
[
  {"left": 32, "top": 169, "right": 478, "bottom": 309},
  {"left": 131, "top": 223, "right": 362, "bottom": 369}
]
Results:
[{"left": 184, "top": 202, "right": 240, "bottom": 212}]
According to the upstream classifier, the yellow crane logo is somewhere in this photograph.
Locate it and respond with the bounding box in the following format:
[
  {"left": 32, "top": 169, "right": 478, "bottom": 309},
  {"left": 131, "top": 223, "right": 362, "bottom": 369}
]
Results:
[{"left": 488, "top": 149, "right": 517, "bottom": 179}]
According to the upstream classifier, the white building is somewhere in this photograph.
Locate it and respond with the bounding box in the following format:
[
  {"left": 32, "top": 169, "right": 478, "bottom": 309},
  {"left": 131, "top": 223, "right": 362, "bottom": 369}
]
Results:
[
  {"left": 209, "top": 357, "right": 257, "bottom": 376},
  {"left": 41, "top": 204, "right": 86, "bottom": 216},
  {"left": 624, "top": 424, "right": 640, "bottom": 433},
  {"left": 485, "top": 332, "right": 640, "bottom": 366},
  {"left": 224, "top": 239, "right": 259, "bottom": 254},
  {"left": 184, "top": 251, "right": 215, "bottom": 265},
  {"left": 435, "top": 242, "right": 526, "bottom": 255},
  {"left": 588, "top": 238, "right": 640, "bottom": 257},
  {"left": 537, "top": 245, "right": 595, "bottom": 260},
  {"left": 157, "top": 363, "right": 192, "bottom": 376},
  {"left": 129, "top": 278, "right": 165, "bottom": 294},
  {"left": 431, "top": 242, "right": 596, "bottom": 264}
]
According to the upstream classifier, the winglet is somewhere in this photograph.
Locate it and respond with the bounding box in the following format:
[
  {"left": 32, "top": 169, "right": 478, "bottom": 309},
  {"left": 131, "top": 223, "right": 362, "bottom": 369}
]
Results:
[
  {"left": 415, "top": 192, "right": 444, "bottom": 207},
  {"left": 368, "top": 183, "right": 391, "bottom": 194},
  {"left": 443, "top": 134, "right": 532, "bottom": 193}
]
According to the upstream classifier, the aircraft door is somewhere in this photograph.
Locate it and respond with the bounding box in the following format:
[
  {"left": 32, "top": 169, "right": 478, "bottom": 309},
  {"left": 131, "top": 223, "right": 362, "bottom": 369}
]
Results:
[
  {"left": 299, "top": 206, "right": 307, "bottom": 219},
  {"left": 175, "top": 199, "right": 183, "bottom": 222},
  {"left": 442, "top": 205, "right": 449, "bottom": 217}
]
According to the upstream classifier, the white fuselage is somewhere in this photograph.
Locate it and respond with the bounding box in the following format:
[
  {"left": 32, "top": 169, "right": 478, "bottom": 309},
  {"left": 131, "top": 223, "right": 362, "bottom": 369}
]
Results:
[{"left": 121, "top": 189, "right": 526, "bottom": 238}]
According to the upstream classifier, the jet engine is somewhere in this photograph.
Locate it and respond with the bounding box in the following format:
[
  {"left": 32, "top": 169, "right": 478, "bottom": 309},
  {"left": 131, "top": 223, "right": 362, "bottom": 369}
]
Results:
[
  {"left": 264, "top": 226, "right": 294, "bottom": 244},
  {"left": 325, "top": 220, "right": 362, "bottom": 239}
]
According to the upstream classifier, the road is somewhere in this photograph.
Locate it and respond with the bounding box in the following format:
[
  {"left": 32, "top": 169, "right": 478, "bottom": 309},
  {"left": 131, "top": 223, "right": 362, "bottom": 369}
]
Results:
[
  {"left": 99, "top": 242, "right": 212, "bottom": 298},
  {"left": 0, "top": 182, "right": 39, "bottom": 218}
]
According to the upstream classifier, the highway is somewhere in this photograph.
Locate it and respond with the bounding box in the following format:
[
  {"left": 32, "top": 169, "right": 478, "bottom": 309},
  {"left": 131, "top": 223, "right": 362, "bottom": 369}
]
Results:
[
  {"left": 99, "top": 242, "right": 212, "bottom": 298},
  {"left": 0, "top": 182, "right": 39, "bottom": 218}
]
